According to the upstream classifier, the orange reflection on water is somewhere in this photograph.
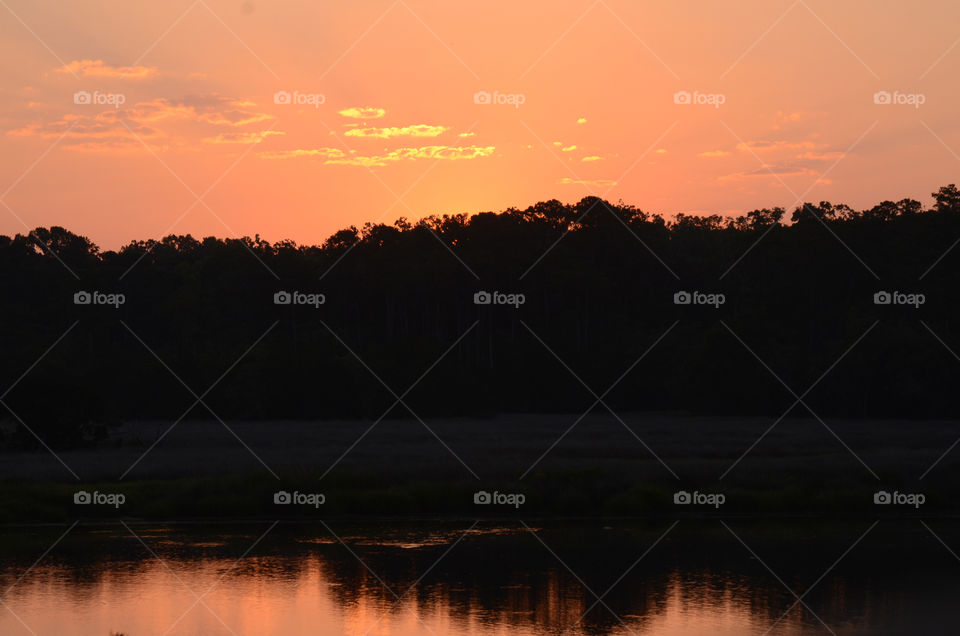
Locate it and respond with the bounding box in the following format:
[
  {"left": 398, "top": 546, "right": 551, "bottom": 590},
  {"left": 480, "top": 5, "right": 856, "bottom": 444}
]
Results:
[{"left": 0, "top": 553, "right": 822, "bottom": 636}]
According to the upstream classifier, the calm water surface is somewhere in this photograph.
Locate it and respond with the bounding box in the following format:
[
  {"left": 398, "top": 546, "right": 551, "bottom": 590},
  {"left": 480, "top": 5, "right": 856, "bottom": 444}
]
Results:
[{"left": 0, "top": 520, "right": 956, "bottom": 635}]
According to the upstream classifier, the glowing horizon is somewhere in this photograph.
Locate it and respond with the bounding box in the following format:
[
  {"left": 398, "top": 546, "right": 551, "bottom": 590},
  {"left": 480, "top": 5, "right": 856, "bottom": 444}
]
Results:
[{"left": 2, "top": 0, "right": 959, "bottom": 248}]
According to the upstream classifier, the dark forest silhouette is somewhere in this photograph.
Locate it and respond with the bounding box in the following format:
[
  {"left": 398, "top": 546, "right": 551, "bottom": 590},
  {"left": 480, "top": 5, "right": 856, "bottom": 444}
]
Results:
[{"left": 2, "top": 185, "right": 959, "bottom": 448}]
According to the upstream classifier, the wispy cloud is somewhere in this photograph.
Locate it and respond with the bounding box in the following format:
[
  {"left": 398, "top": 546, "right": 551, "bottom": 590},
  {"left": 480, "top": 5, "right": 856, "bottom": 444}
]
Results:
[
  {"left": 258, "top": 148, "right": 346, "bottom": 160},
  {"left": 796, "top": 150, "right": 844, "bottom": 162},
  {"left": 54, "top": 59, "right": 157, "bottom": 79},
  {"left": 8, "top": 95, "right": 276, "bottom": 153},
  {"left": 699, "top": 150, "right": 730, "bottom": 158},
  {"left": 204, "top": 130, "right": 284, "bottom": 144},
  {"left": 772, "top": 110, "right": 812, "bottom": 130},
  {"left": 260, "top": 145, "right": 495, "bottom": 167},
  {"left": 736, "top": 140, "right": 818, "bottom": 153},
  {"left": 719, "top": 165, "right": 819, "bottom": 181},
  {"left": 559, "top": 177, "right": 617, "bottom": 187}
]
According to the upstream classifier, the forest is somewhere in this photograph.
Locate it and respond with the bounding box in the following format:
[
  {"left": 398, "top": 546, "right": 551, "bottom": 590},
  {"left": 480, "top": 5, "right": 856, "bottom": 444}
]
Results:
[{"left": 1, "top": 185, "right": 959, "bottom": 449}]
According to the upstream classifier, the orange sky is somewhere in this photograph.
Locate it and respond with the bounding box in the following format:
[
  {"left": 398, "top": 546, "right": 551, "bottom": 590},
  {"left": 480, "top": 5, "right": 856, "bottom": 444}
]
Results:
[{"left": 2, "top": 0, "right": 959, "bottom": 248}]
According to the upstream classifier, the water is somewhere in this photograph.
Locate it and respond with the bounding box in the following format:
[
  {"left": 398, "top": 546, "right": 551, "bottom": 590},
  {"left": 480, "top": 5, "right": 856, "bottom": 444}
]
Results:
[{"left": 0, "top": 520, "right": 957, "bottom": 635}]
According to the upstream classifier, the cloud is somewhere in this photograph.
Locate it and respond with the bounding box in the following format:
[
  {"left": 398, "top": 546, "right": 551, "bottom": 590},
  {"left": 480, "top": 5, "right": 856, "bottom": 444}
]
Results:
[
  {"left": 8, "top": 116, "right": 161, "bottom": 142},
  {"left": 776, "top": 111, "right": 807, "bottom": 123},
  {"left": 719, "top": 165, "right": 819, "bottom": 181},
  {"left": 8, "top": 95, "right": 276, "bottom": 153},
  {"left": 559, "top": 177, "right": 617, "bottom": 187},
  {"left": 581, "top": 156, "right": 603, "bottom": 162},
  {"left": 736, "top": 140, "right": 818, "bottom": 153},
  {"left": 9, "top": 114, "right": 164, "bottom": 152},
  {"left": 96, "top": 96, "right": 272, "bottom": 127},
  {"left": 772, "top": 110, "right": 812, "bottom": 130},
  {"left": 338, "top": 107, "right": 386, "bottom": 119},
  {"left": 54, "top": 59, "right": 157, "bottom": 79},
  {"left": 259, "top": 145, "right": 495, "bottom": 166},
  {"left": 344, "top": 124, "right": 448, "bottom": 139},
  {"left": 258, "top": 148, "right": 346, "bottom": 160},
  {"left": 655, "top": 149, "right": 667, "bottom": 154},
  {"left": 181, "top": 96, "right": 274, "bottom": 126},
  {"left": 561, "top": 145, "right": 577, "bottom": 152},
  {"left": 796, "top": 150, "right": 844, "bottom": 162},
  {"left": 63, "top": 140, "right": 169, "bottom": 153},
  {"left": 331, "top": 145, "right": 494, "bottom": 166},
  {"left": 577, "top": 118, "right": 587, "bottom": 124},
  {"left": 325, "top": 155, "right": 387, "bottom": 167},
  {"left": 698, "top": 150, "right": 730, "bottom": 158},
  {"left": 204, "top": 130, "right": 284, "bottom": 144},
  {"left": 458, "top": 132, "right": 475, "bottom": 137}
]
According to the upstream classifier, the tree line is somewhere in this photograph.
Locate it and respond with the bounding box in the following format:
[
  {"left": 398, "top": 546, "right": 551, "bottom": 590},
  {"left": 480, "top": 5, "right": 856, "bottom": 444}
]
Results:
[{"left": 2, "top": 185, "right": 959, "bottom": 448}]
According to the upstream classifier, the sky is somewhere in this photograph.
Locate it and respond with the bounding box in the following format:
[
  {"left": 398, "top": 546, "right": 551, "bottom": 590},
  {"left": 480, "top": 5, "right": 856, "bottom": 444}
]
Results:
[{"left": 2, "top": 0, "right": 959, "bottom": 249}]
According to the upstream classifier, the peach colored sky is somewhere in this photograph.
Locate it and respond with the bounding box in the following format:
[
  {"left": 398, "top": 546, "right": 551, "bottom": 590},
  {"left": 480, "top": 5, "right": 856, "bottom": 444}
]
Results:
[{"left": 2, "top": 0, "right": 959, "bottom": 248}]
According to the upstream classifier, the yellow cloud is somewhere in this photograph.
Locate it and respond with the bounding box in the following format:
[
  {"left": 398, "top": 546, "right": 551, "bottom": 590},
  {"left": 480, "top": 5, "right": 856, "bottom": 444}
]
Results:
[
  {"left": 344, "top": 124, "right": 448, "bottom": 139},
  {"left": 385, "top": 145, "right": 494, "bottom": 161},
  {"left": 338, "top": 107, "right": 386, "bottom": 119},
  {"left": 55, "top": 59, "right": 156, "bottom": 79},
  {"left": 326, "top": 155, "right": 389, "bottom": 167},
  {"left": 698, "top": 150, "right": 730, "bottom": 158},
  {"left": 577, "top": 118, "right": 587, "bottom": 124},
  {"left": 458, "top": 132, "right": 476, "bottom": 137},
  {"left": 561, "top": 145, "right": 577, "bottom": 152},
  {"left": 581, "top": 156, "right": 603, "bottom": 162}
]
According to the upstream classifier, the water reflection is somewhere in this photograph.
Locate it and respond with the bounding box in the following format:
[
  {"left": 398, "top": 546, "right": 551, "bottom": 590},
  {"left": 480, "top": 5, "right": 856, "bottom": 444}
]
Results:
[{"left": 0, "top": 521, "right": 956, "bottom": 635}]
